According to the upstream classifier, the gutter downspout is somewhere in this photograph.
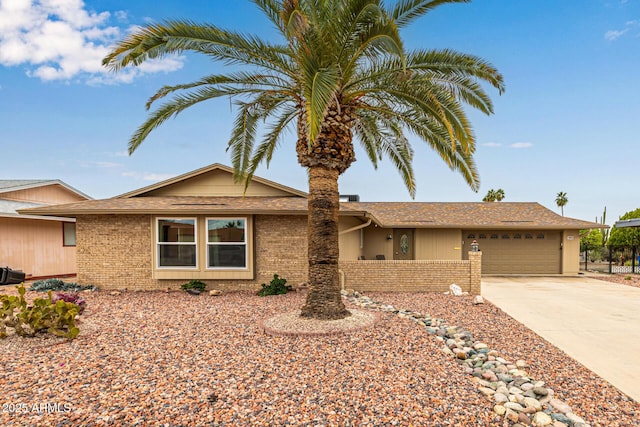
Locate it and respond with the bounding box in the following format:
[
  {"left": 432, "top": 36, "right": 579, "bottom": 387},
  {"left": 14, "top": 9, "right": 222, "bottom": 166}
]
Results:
[
  {"left": 338, "top": 218, "right": 372, "bottom": 290},
  {"left": 338, "top": 218, "right": 372, "bottom": 235}
]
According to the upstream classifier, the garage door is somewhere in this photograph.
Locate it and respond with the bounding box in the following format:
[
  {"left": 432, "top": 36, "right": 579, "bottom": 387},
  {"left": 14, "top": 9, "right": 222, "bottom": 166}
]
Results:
[{"left": 463, "top": 230, "right": 561, "bottom": 274}]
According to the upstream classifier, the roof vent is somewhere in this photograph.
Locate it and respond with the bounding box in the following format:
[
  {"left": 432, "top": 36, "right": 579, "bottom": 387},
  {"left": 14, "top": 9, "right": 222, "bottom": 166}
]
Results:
[{"left": 339, "top": 194, "right": 360, "bottom": 202}]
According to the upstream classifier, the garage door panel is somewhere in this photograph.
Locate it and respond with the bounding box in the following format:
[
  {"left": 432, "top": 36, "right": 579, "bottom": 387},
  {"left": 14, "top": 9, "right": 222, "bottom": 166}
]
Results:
[{"left": 464, "top": 230, "right": 561, "bottom": 274}]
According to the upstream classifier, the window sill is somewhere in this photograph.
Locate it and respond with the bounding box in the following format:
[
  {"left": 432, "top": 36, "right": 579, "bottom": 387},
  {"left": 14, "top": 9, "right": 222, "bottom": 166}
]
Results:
[{"left": 153, "top": 269, "right": 254, "bottom": 280}]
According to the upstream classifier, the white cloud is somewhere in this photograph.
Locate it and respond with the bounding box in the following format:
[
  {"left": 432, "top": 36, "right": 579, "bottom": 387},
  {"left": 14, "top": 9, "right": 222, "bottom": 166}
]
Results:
[
  {"left": 605, "top": 19, "right": 640, "bottom": 41},
  {"left": 605, "top": 29, "right": 628, "bottom": 41},
  {"left": 510, "top": 142, "right": 533, "bottom": 149},
  {"left": 0, "top": 0, "right": 184, "bottom": 83},
  {"left": 122, "top": 171, "right": 175, "bottom": 181}
]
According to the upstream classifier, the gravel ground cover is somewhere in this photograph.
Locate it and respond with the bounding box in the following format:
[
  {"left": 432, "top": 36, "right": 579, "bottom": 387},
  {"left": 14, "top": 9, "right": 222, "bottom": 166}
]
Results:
[
  {"left": 588, "top": 272, "right": 640, "bottom": 289},
  {"left": 0, "top": 287, "right": 638, "bottom": 426}
]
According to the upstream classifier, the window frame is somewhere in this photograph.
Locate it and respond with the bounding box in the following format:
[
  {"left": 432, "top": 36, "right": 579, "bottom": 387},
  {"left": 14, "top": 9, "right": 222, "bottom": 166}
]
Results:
[
  {"left": 206, "top": 217, "right": 248, "bottom": 270},
  {"left": 156, "top": 217, "right": 198, "bottom": 269},
  {"left": 62, "top": 222, "right": 76, "bottom": 247},
  {"left": 152, "top": 216, "right": 254, "bottom": 280}
]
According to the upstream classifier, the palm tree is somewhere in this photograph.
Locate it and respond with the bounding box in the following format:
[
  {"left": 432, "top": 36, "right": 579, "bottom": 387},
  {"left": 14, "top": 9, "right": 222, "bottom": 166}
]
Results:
[
  {"left": 103, "top": 0, "right": 504, "bottom": 320},
  {"left": 556, "top": 192, "right": 568, "bottom": 216},
  {"left": 483, "top": 188, "right": 504, "bottom": 202},
  {"left": 482, "top": 189, "right": 496, "bottom": 202}
]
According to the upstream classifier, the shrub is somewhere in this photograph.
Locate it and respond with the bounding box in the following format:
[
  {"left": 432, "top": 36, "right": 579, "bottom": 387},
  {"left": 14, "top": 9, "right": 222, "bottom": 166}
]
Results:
[
  {"left": 181, "top": 279, "right": 207, "bottom": 292},
  {"left": 52, "top": 292, "right": 86, "bottom": 314},
  {"left": 29, "top": 278, "right": 96, "bottom": 292},
  {"left": 625, "top": 276, "right": 632, "bottom": 280},
  {"left": 257, "top": 274, "right": 289, "bottom": 297},
  {"left": 0, "top": 285, "right": 80, "bottom": 339}
]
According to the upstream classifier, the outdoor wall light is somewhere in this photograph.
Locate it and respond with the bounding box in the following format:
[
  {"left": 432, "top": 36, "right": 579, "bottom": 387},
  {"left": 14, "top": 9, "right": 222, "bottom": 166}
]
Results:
[
  {"left": 386, "top": 234, "right": 392, "bottom": 240},
  {"left": 471, "top": 240, "right": 480, "bottom": 252}
]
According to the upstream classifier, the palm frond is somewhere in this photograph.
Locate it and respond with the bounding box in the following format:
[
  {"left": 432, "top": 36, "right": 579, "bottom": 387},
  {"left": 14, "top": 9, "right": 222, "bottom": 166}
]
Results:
[{"left": 390, "top": 0, "right": 470, "bottom": 28}]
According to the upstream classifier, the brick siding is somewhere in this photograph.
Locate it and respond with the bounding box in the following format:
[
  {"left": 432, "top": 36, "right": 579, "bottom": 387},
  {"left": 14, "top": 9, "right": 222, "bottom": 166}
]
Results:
[
  {"left": 76, "top": 214, "right": 480, "bottom": 293},
  {"left": 339, "top": 252, "right": 482, "bottom": 294}
]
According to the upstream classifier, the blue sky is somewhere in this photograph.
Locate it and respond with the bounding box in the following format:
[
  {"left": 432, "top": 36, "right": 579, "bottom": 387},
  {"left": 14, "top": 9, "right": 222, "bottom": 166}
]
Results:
[{"left": 1, "top": 0, "right": 638, "bottom": 225}]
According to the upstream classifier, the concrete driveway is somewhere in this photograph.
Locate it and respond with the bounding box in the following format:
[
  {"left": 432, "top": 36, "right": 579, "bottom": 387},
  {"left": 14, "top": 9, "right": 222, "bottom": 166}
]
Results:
[{"left": 482, "top": 276, "right": 640, "bottom": 402}]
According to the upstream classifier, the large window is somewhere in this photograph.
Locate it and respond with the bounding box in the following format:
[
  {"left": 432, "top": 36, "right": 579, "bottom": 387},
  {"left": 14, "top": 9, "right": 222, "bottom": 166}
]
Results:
[
  {"left": 207, "top": 218, "right": 247, "bottom": 268},
  {"left": 157, "top": 218, "right": 197, "bottom": 268}
]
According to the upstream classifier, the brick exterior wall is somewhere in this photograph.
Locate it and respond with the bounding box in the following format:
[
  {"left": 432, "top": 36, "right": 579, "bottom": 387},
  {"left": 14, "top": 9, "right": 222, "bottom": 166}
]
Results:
[
  {"left": 76, "top": 214, "right": 308, "bottom": 291},
  {"left": 339, "top": 252, "right": 482, "bottom": 294},
  {"left": 76, "top": 214, "right": 481, "bottom": 293}
]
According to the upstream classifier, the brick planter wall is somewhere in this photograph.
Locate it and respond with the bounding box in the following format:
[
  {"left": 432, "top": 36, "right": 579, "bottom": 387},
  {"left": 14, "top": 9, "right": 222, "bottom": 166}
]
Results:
[{"left": 339, "top": 252, "right": 482, "bottom": 294}]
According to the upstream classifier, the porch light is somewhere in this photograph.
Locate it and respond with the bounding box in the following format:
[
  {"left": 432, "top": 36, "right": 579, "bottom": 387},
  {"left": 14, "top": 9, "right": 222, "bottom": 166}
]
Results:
[
  {"left": 471, "top": 240, "right": 480, "bottom": 252},
  {"left": 386, "top": 234, "right": 392, "bottom": 240}
]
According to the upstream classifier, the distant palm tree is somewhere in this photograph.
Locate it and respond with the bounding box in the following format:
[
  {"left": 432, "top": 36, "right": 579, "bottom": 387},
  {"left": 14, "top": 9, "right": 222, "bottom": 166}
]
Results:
[
  {"left": 103, "top": 0, "right": 504, "bottom": 320},
  {"left": 483, "top": 188, "right": 505, "bottom": 202},
  {"left": 556, "top": 192, "right": 568, "bottom": 216}
]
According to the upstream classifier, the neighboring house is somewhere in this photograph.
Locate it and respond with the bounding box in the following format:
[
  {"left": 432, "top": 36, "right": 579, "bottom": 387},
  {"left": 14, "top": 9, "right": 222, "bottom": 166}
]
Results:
[
  {"left": 1, "top": 180, "right": 91, "bottom": 279},
  {"left": 20, "top": 164, "right": 604, "bottom": 292}
]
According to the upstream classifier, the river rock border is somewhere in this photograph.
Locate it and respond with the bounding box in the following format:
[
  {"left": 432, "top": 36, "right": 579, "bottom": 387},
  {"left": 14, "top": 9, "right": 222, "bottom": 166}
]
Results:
[{"left": 342, "top": 290, "right": 591, "bottom": 427}]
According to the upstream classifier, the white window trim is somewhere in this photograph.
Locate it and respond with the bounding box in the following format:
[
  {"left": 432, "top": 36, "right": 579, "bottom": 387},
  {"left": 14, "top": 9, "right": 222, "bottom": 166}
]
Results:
[
  {"left": 206, "top": 217, "right": 248, "bottom": 270},
  {"left": 156, "top": 217, "right": 198, "bottom": 269}
]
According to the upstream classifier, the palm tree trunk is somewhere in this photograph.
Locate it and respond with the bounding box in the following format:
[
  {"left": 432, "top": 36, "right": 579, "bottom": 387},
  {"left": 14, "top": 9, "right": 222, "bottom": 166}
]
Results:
[{"left": 300, "top": 166, "right": 351, "bottom": 320}]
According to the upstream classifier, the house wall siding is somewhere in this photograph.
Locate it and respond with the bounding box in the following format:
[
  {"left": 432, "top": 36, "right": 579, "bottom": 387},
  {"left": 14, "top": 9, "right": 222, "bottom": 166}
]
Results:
[
  {"left": 0, "top": 217, "right": 76, "bottom": 278},
  {"left": 76, "top": 214, "right": 308, "bottom": 291}
]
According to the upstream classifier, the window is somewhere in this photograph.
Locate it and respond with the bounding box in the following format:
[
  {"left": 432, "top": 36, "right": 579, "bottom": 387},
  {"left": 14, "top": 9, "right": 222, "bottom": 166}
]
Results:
[
  {"left": 63, "top": 222, "right": 76, "bottom": 246},
  {"left": 478, "top": 234, "right": 487, "bottom": 239},
  {"left": 513, "top": 233, "right": 522, "bottom": 239},
  {"left": 157, "top": 218, "right": 197, "bottom": 268},
  {"left": 207, "top": 218, "right": 247, "bottom": 268},
  {"left": 501, "top": 234, "right": 510, "bottom": 239},
  {"left": 490, "top": 234, "right": 498, "bottom": 239},
  {"left": 467, "top": 233, "right": 475, "bottom": 239},
  {"left": 537, "top": 233, "right": 545, "bottom": 239}
]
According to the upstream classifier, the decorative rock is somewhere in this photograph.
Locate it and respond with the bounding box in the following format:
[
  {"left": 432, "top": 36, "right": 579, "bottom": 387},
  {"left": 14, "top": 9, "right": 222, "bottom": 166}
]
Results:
[
  {"left": 456, "top": 351, "right": 467, "bottom": 360},
  {"left": 518, "top": 412, "right": 532, "bottom": 425},
  {"left": 449, "top": 283, "right": 462, "bottom": 295},
  {"left": 549, "top": 398, "right": 572, "bottom": 414},
  {"left": 523, "top": 397, "right": 542, "bottom": 411},
  {"left": 516, "top": 359, "right": 528, "bottom": 368},
  {"left": 494, "top": 404, "right": 506, "bottom": 415},
  {"left": 479, "top": 386, "right": 495, "bottom": 397},
  {"left": 565, "top": 412, "right": 586, "bottom": 424},
  {"left": 209, "top": 290, "right": 222, "bottom": 296},
  {"left": 472, "top": 295, "right": 484, "bottom": 305},
  {"left": 504, "top": 402, "right": 525, "bottom": 412},
  {"left": 505, "top": 409, "right": 520, "bottom": 422},
  {"left": 532, "top": 411, "right": 553, "bottom": 426},
  {"left": 532, "top": 386, "right": 548, "bottom": 396},
  {"left": 494, "top": 393, "right": 509, "bottom": 403},
  {"left": 186, "top": 289, "right": 201, "bottom": 296},
  {"left": 109, "top": 291, "right": 121, "bottom": 296},
  {"left": 473, "top": 342, "right": 488, "bottom": 350}
]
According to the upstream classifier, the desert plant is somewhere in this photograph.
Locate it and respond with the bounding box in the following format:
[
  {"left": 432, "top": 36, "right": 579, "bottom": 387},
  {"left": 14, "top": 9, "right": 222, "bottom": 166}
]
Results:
[
  {"left": 52, "top": 292, "right": 86, "bottom": 315},
  {"left": 1, "top": 285, "right": 80, "bottom": 339},
  {"left": 29, "top": 278, "right": 96, "bottom": 292},
  {"left": 257, "top": 274, "right": 289, "bottom": 297},
  {"left": 180, "top": 279, "right": 207, "bottom": 293}
]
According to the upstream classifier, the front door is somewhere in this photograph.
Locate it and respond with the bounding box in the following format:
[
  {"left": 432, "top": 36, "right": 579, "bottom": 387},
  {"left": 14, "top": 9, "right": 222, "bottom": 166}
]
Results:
[{"left": 393, "top": 229, "right": 414, "bottom": 260}]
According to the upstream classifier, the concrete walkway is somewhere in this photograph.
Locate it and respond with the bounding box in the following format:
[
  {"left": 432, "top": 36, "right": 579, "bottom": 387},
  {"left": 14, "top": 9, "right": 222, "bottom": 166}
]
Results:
[{"left": 482, "top": 276, "right": 640, "bottom": 403}]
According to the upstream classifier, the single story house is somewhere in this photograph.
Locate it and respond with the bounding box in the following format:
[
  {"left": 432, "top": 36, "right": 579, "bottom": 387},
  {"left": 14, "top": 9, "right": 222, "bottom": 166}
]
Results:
[
  {"left": 1, "top": 179, "right": 91, "bottom": 279},
  {"left": 20, "top": 164, "right": 604, "bottom": 293}
]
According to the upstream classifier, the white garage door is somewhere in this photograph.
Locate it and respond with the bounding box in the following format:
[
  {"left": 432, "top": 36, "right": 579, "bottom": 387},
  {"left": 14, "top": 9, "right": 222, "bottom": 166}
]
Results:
[{"left": 463, "top": 230, "right": 561, "bottom": 274}]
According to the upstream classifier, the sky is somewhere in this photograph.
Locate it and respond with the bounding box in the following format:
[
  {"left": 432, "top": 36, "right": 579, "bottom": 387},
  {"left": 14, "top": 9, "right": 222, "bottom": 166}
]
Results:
[{"left": 1, "top": 0, "right": 638, "bottom": 226}]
